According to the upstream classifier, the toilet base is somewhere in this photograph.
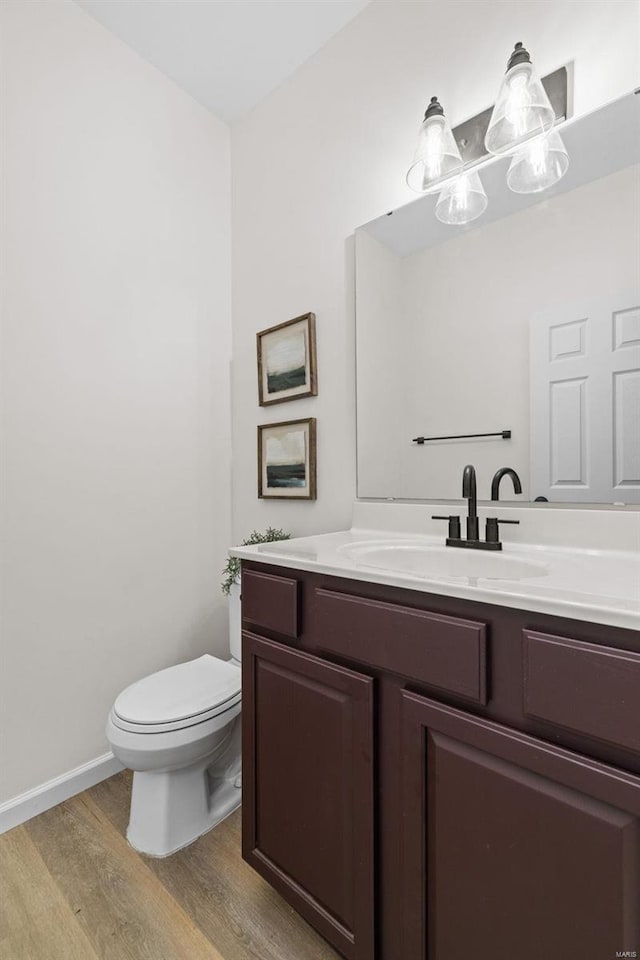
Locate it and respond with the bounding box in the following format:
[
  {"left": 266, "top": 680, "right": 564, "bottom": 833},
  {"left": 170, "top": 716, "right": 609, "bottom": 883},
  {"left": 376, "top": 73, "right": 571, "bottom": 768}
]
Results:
[
  {"left": 126, "top": 718, "right": 241, "bottom": 857},
  {"left": 127, "top": 772, "right": 241, "bottom": 857}
]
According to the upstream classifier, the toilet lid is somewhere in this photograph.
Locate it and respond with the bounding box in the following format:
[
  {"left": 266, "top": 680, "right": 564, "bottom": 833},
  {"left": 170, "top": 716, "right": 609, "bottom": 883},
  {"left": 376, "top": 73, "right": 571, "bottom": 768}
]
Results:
[{"left": 114, "top": 655, "right": 241, "bottom": 727}]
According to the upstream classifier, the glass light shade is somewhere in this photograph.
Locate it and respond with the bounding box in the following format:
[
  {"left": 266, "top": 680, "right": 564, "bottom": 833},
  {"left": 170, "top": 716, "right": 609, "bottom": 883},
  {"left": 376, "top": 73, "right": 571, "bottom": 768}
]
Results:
[
  {"left": 506, "top": 129, "right": 569, "bottom": 193},
  {"left": 406, "top": 112, "right": 464, "bottom": 194},
  {"left": 435, "top": 170, "right": 488, "bottom": 225},
  {"left": 485, "top": 59, "right": 555, "bottom": 156}
]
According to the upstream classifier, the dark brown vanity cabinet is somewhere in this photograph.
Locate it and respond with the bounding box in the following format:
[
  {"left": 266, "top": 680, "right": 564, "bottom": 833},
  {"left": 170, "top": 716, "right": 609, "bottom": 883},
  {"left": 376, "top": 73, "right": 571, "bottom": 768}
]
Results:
[
  {"left": 241, "top": 561, "right": 640, "bottom": 960},
  {"left": 401, "top": 693, "right": 640, "bottom": 960},
  {"left": 242, "top": 631, "right": 375, "bottom": 960}
]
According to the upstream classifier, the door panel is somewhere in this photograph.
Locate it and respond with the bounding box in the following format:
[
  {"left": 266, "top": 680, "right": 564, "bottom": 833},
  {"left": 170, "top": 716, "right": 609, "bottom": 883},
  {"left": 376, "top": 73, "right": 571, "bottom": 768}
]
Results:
[
  {"left": 530, "top": 292, "right": 640, "bottom": 502},
  {"left": 401, "top": 691, "right": 640, "bottom": 960},
  {"left": 614, "top": 368, "right": 640, "bottom": 488},
  {"left": 242, "top": 631, "right": 375, "bottom": 960}
]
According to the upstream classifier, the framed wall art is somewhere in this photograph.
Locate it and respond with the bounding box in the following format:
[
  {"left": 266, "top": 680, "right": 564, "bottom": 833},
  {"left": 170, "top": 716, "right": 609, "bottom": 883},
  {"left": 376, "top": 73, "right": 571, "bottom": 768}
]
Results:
[
  {"left": 258, "top": 418, "right": 317, "bottom": 500},
  {"left": 257, "top": 312, "right": 317, "bottom": 406}
]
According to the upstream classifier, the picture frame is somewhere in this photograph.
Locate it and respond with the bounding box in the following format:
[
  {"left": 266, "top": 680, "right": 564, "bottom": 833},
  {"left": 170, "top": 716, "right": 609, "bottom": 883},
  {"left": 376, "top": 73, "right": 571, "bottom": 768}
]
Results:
[
  {"left": 257, "top": 312, "right": 317, "bottom": 406},
  {"left": 258, "top": 418, "right": 317, "bottom": 500}
]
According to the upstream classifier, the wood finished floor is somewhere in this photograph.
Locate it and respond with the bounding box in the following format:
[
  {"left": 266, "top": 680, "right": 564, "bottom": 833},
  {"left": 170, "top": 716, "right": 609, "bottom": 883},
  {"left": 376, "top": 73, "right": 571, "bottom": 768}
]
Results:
[{"left": 0, "top": 771, "right": 340, "bottom": 960}]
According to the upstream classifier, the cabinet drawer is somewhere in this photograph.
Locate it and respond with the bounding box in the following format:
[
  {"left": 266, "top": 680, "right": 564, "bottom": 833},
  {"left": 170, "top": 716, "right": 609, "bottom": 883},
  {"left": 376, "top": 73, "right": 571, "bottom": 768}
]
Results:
[
  {"left": 242, "top": 569, "right": 299, "bottom": 639},
  {"left": 315, "top": 588, "right": 488, "bottom": 704},
  {"left": 523, "top": 630, "right": 640, "bottom": 753}
]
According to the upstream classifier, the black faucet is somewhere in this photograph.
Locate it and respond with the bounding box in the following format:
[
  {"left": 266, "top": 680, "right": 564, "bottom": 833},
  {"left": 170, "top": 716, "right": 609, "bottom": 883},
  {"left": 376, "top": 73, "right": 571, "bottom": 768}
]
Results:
[
  {"left": 491, "top": 467, "right": 522, "bottom": 501},
  {"left": 462, "top": 464, "right": 479, "bottom": 541},
  {"left": 432, "top": 463, "right": 520, "bottom": 550}
]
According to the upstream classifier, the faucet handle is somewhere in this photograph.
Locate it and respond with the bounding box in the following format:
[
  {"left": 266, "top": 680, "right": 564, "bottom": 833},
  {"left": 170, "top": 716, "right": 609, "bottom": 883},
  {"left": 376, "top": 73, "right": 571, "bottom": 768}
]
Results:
[
  {"left": 485, "top": 517, "right": 520, "bottom": 543},
  {"left": 432, "top": 515, "right": 461, "bottom": 539}
]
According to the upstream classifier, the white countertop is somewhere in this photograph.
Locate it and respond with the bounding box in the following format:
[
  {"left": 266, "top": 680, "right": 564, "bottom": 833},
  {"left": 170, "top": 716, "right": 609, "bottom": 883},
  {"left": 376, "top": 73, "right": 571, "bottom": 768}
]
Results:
[{"left": 230, "top": 504, "right": 640, "bottom": 631}]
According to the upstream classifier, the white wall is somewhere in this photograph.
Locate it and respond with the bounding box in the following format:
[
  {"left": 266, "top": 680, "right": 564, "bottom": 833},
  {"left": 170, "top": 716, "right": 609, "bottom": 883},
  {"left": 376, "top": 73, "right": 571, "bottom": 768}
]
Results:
[
  {"left": 355, "top": 230, "right": 405, "bottom": 499},
  {"left": 356, "top": 165, "right": 640, "bottom": 501},
  {"left": 231, "top": 0, "right": 640, "bottom": 539},
  {"left": 2, "top": 0, "right": 638, "bottom": 810},
  {"left": 0, "top": 1, "right": 231, "bottom": 804}
]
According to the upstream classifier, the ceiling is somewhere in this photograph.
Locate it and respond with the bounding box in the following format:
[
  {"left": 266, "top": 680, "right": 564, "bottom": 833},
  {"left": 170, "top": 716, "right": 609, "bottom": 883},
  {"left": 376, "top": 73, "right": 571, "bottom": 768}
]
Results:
[{"left": 74, "top": 0, "right": 370, "bottom": 124}]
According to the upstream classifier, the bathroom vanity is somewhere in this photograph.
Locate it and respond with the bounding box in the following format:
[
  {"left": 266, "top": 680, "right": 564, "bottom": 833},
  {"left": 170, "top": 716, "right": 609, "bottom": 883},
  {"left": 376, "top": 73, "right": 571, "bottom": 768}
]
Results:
[
  {"left": 231, "top": 88, "right": 640, "bottom": 959},
  {"left": 233, "top": 509, "right": 640, "bottom": 960}
]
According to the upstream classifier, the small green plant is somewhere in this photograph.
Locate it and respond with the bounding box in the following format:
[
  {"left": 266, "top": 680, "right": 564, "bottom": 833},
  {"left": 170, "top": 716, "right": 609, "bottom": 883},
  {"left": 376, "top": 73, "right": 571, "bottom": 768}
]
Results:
[{"left": 221, "top": 527, "right": 290, "bottom": 595}]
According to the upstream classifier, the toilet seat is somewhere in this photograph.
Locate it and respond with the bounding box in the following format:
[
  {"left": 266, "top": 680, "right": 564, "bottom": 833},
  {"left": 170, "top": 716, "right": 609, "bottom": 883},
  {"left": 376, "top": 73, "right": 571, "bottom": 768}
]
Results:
[{"left": 112, "top": 654, "right": 241, "bottom": 735}]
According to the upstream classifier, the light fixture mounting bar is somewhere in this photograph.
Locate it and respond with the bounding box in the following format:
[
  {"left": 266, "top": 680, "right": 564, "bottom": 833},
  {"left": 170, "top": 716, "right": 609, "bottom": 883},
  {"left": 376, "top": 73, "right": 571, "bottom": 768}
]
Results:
[{"left": 452, "top": 66, "right": 569, "bottom": 167}]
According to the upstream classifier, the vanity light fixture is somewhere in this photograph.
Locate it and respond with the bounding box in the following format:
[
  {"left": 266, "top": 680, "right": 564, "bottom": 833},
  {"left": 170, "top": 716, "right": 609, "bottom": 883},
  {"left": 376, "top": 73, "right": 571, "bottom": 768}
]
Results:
[
  {"left": 406, "top": 96, "right": 463, "bottom": 194},
  {"left": 485, "top": 42, "right": 556, "bottom": 156},
  {"left": 406, "top": 47, "right": 568, "bottom": 225},
  {"left": 506, "top": 128, "right": 569, "bottom": 193},
  {"left": 435, "top": 169, "right": 488, "bottom": 225}
]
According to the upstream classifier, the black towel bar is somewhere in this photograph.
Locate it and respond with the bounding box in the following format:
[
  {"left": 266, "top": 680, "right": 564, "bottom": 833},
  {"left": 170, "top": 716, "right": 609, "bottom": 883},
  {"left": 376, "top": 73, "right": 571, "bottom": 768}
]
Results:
[{"left": 412, "top": 429, "right": 512, "bottom": 445}]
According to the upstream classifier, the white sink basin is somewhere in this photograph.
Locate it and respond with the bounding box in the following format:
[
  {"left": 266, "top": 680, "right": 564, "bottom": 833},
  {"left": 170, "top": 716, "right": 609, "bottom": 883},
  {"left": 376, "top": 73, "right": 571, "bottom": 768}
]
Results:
[{"left": 338, "top": 540, "right": 549, "bottom": 581}]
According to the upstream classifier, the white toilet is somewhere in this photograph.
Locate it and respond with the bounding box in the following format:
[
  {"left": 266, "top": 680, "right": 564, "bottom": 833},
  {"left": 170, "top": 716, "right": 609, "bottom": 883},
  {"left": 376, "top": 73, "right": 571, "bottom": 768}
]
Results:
[{"left": 106, "top": 589, "right": 242, "bottom": 857}]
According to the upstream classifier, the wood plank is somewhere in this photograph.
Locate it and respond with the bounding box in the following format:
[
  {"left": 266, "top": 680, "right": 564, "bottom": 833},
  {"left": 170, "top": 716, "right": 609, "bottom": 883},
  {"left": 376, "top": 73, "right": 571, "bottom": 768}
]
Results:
[
  {"left": 87, "top": 767, "right": 132, "bottom": 836},
  {"left": 90, "top": 773, "right": 340, "bottom": 960},
  {"left": 0, "top": 903, "right": 100, "bottom": 960},
  {"left": 26, "top": 791, "right": 223, "bottom": 960},
  {"left": 0, "top": 825, "right": 99, "bottom": 960},
  {"left": 1, "top": 771, "right": 339, "bottom": 960},
  {"left": 148, "top": 813, "right": 341, "bottom": 960}
]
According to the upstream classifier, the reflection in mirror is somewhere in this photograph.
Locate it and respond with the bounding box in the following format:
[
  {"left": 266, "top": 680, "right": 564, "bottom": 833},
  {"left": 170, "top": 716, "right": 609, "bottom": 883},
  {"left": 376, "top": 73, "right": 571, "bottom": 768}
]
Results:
[{"left": 355, "top": 92, "right": 640, "bottom": 505}]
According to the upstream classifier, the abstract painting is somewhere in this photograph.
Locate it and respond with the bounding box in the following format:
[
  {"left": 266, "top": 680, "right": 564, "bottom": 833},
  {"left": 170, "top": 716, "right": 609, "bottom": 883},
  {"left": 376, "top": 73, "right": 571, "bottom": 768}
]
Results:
[
  {"left": 257, "top": 313, "right": 317, "bottom": 406},
  {"left": 258, "top": 418, "right": 317, "bottom": 500}
]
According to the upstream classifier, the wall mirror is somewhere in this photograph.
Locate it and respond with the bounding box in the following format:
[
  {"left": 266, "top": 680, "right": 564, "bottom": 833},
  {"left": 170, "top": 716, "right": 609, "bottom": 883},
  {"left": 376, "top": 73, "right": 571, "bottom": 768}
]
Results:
[{"left": 355, "top": 91, "right": 640, "bottom": 505}]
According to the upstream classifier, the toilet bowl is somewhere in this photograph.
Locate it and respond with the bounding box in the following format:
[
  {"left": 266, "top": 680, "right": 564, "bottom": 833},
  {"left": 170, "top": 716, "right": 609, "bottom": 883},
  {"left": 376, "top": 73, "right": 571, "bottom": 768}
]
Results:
[{"left": 106, "top": 587, "right": 243, "bottom": 857}]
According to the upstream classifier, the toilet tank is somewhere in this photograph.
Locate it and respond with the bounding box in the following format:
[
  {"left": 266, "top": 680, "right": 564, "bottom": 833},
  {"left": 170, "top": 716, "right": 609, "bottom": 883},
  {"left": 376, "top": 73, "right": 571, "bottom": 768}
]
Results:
[{"left": 229, "top": 582, "right": 242, "bottom": 662}]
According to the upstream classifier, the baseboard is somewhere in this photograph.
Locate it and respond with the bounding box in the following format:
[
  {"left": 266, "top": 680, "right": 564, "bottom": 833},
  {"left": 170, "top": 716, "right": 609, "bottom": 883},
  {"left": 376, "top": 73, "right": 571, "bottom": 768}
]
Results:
[{"left": 0, "top": 752, "right": 124, "bottom": 835}]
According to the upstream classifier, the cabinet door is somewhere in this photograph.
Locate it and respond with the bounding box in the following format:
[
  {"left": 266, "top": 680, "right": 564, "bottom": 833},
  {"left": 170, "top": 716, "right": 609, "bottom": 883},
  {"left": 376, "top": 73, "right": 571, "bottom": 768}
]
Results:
[
  {"left": 401, "top": 691, "right": 640, "bottom": 960},
  {"left": 242, "top": 632, "right": 375, "bottom": 960}
]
